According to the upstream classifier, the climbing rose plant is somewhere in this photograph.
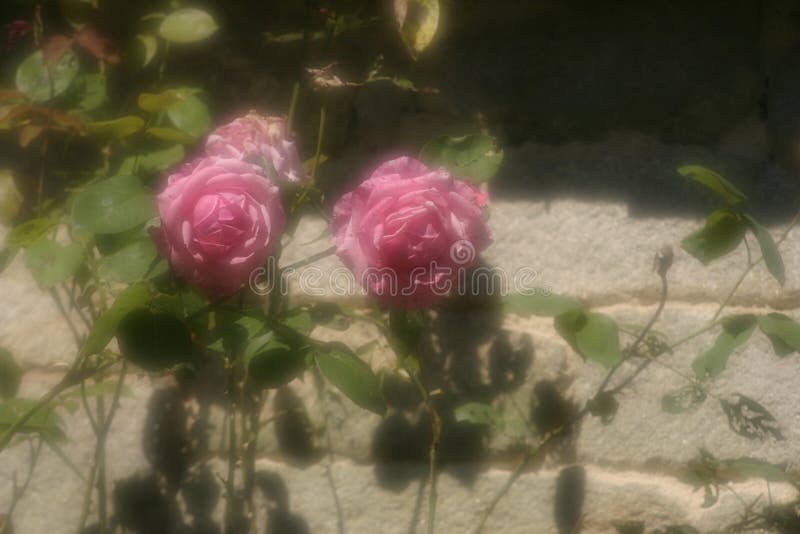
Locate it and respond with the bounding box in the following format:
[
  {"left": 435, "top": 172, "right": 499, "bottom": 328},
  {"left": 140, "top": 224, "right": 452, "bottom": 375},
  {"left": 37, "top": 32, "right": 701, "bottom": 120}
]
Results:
[{"left": 0, "top": 2, "right": 799, "bottom": 534}]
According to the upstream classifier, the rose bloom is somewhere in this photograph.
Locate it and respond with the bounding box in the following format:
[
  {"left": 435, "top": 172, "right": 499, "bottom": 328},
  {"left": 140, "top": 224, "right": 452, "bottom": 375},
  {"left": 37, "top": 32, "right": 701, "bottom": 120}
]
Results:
[
  {"left": 332, "top": 156, "right": 491, "bottom": 308},
  {"left": 156, "top": 157, "right": 285, "bottom": 296},
  {"left": 205, "top": 112, "right": 307, "bottom": 184}
]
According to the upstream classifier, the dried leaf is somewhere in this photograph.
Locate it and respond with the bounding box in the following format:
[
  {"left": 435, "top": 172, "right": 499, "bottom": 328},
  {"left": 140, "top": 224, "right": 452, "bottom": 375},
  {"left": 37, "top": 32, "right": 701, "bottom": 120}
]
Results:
[
  {"left": 75, "top": 27, "right": 120, "bottom": 64},
  {"left": 19, "top": 124, "right": 43, "bottom": 147},
  {"left": 394, "top": 0, "right": 440, "bottom": 58}
]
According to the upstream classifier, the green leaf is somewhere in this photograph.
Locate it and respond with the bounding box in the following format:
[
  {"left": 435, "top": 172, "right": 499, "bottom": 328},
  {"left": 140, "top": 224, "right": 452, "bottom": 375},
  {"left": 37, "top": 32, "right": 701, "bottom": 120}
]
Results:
[
  {"left": 678, "top": 165, "right": 747, "bottom": 205},
  {"left": 613, "top": 523, "right": 644, "bottom": 534},
  {"left": 145, "top": 127, "right": 197, "bottom": 144},
  {"left": 758, "top": 313, "right": 800, "bottom": 357},
  {"left": 0, "top": 348, "right": 22, "bottom": 399},
  {"left": 159, "top": 8, "right": 219, "bottom": 43},
  {"left": 555, "top": 310, "right": 623, "bottom": 368},
  {"left": 314, "top": 342, "right": 386, "bottom": 415},
  {"left": 5, "top": 218, "right": 58, "bottom": 248},
  {"left": 721, "top": 458, "right": 787, "bottom": 482},
  {"left": 0, "top": 398, "right": 64, "bottom": 441},
  {"left": 119, "top": 145, "right": 185, "bottom": 174},
  {"left": 57, "top": 379, "right": 134, "bottom": 412},
  {"left": 681, "top": 208, "right": 747, "bottom": 265},
  {"left": 93, "top": 225, "right": 149, "bottom": 255},
  {"left": 207, "top": 310, "right": 266, "bottom": 353},
  {"left": 71, "top": 174, "right": 156, "bottom": 234},
  {"left": 87, "top": 116, "right": 145, "bottom": 139},
  {"left": 0, "top": 247, "right": 18, "bottom": 274},
  {"left": 744, "top": 215, "right": 785, "bottom": 286},
  {"left": 503, "top": 292, "right": 580, "bottom": 317},
  {"left": 246, "top": 334, "right": 307, "bottom": 389},
  {"left": 692, "top": 315, "right": 757, "bottom": 379},
  {"left": 388, "top": 310, "right": 425, "bottom": 357},
  {"left": 454, "top": 402, "right": 495, "bottom": 425},
  {"left": 0, "top": 169, "right": 23, "bottom": 225},
  {"left": 16, "top": 50, "right": 79, "bottom": 102},
  {"left": 394, "top": 0, "right": 440, "bottom": 57},
  {"left": 82, "top": 283, "right": 152, "bottom": 356},
  {"left": 420, "top": 134, "right": 503, "bottom": 184},
  {"left": 24, "top": 239, "right": 83, "bottom": 289},
  {"left": 661, "top": 385, "right": 707, "bottom": 414},
  {"left": 116, "top": 308, "right": 193, "bottom": 371},
  {"left": 98, "top": 239, "right": 166, "bottom": 283},
  {"left": 136, "top": 34, "right": 158, "bottom": 67},
  {"left": 76, "top": 73, "right": 108, "bottom": 112},
  {"left": 138, "top": 87, "right": 199, "bottom": 113},
  {"left": 167, "top": 94, "right": 211, "bottom": 138},
  {"left": 280, "top": 309, "right": 314, "bottom": 335}
]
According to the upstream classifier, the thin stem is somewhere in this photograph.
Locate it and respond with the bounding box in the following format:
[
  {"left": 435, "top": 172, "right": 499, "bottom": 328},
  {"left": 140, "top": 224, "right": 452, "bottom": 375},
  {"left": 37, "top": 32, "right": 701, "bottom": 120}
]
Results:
[
  {"left": 293, "top": 102, "right": 326, "bottom": 210},
  {"left": 315, "top": 372, "right": 345, "bottom": 534},
  {"left": 404, "top": 365, "right": 441, "bottom": 534},
  {"left": 45, "top": 439, "right": 86, "bottom": 481},
  {"left": 76, "top": 363, "right": 126, "bottom": 534},
  {"left": 67, "top": 280, "right": 93, "bottom": 331},
  {"left": 310, "top": 104, "right": 326, "bottom": 184},
  {"left": 224, "top": 357, "right": 238, "bottom": 534},
  {"left": 0, "top": 382, "right": 68, "bottom": 452},
  {"left": 242, "top": 389, "right": 263, "bottom": 534},
  {"left": 287, "top": 82, "right": 300, "bottom": 134},
  {"left": 712, "top": 209, "right": 800, "bottom": 322},
  {"left": 711, "top": 264, "right": 752, "bottom": 323},
  {"left": 387, "top": 310, "right": 440, "bottom": 534},
  {"left": 36, "top": 69, "right": 55, "bottom": 215},
  {"left": 240, "top": 279, "right": 260, "bottom": 534},
  {"left": 476, "top": 256, "right": 671, "bottom": 533},
  {"left": 598, "top": 271, "right": 668, "bottom": 393},
  {"left": 5, "top": 437, "right": 43, "bottom": 525},
  {"left": 76, "top": 448, "right": 99, "bottom": 533},
  {"left": 158, "top": 41, "right": 171, "bottom": 83},
  {"left": 472, "top": 419, "right": 577, "bottom": 534},
  {"left": 95, "top": 392, "right": 108, "bottom": 533},
  {"left": 614, "top": 212, "right": 800, "bottom": 396},
  {"left": 0, "top": 354, "right": 116, "bottom": 452},
  {"left": 49, "top": 288, "right": 83, "bottom": 347},
  {"left": 80, "top": 381, "right": 100, "bottom": 436}
]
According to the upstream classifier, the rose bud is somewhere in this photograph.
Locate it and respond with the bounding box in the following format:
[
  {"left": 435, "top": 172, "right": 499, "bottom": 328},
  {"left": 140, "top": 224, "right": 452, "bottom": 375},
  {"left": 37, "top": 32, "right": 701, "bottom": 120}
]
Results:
[{"left": 205, "top": 112, "right": 308, "bottom": 184}]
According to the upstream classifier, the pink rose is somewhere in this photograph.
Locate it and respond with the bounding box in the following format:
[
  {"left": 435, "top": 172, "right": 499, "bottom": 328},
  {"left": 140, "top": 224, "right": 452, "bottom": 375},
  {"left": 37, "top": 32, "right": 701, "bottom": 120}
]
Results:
[
  {"left": 205, "top": 112, "right": 307, "bottom": 184},
  {"left": 332, "top": 156, "right": 492, "bottom": 308},
  {"left": 157, "top": 157, "right": 285, "bottom": 296}
]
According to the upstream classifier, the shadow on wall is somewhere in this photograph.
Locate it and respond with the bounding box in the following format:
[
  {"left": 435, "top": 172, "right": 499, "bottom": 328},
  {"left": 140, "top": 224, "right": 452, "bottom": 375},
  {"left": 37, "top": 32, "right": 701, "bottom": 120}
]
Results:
[
  {"left": 91, "top": 384, "right": 311, "bottom": 534},
  {"left": 312, "top": 1, "right": 800, "bottom": 222},
  {"left": 93, "top": 259, "right": 586, "bottom": 532}
]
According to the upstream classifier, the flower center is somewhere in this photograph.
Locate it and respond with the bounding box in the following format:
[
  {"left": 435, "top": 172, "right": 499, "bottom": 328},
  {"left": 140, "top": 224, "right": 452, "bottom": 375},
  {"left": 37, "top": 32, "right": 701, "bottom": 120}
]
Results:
[
  {"left": 379, "top": 203, "right": 446, "bottom": 270},
  {"left": 191, "top": 193, "right": 250, "bottom": 256}
]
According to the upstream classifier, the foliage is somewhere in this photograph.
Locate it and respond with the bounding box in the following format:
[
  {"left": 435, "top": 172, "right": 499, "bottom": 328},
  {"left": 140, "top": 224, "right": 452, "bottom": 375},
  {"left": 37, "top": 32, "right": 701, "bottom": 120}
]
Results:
[{"left": 0, "top": 1, "right": 797, "bottom": 533}]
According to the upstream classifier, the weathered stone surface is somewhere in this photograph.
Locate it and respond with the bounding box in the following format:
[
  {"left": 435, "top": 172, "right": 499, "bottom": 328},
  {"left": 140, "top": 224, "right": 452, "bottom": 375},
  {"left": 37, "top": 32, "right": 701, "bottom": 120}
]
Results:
[
  {"left": 0, "top": 228, "right": 84, "bottom": 369},
  {"left": 0, "top": 372, "right": 155, "bottom": 533},
  {"left": 282, "top": 196, "right": 800, "bottom": 308},
  {"left": 567, "top": 304, "right": 800, "bottom": 472}
]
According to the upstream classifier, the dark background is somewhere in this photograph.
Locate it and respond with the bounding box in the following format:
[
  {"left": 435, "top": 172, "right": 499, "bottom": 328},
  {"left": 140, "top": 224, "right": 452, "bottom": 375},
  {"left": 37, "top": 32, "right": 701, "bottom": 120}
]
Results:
[{"left": 3, "top": 0, "right": 800, "bottom": 218}]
